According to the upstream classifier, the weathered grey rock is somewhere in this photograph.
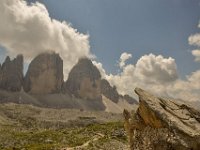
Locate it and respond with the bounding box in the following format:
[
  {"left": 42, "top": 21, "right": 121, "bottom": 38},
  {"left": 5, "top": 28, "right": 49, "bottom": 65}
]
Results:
[
  {"left": 124, "top": 88, "right": 200, "bottom": 150},
  {"left": 64, "top": 58, "right": 102, "bottom": 101},
  {"left": 100, "top": 78, "right": 138, "bottom": 104},
  {"left": 0, "top": 55, "right": 23, "bottom": 92},
  {"left": 100, "top": 79, "right": 119, "bottom": 103},
  {"left": 24, "top": 52, "right": 63, "bottom": 94},
  {"left": 122, "top": 94, "right": 138, "bottom": 105}
]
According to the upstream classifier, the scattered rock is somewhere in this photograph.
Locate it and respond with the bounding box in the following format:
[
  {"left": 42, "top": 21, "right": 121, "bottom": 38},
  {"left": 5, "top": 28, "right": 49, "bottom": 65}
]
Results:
[
  {"left": 111, "top": 128, "right": 126, "bottom": 138},
  {"left": 24, "top": 52, "right": 63, "bottom": 94},
  {"left": 124, "top": 87, "right": 200, "bottom": 150},
  {"left": 0, "top": 55, "right": 23, "bottom": 92}
]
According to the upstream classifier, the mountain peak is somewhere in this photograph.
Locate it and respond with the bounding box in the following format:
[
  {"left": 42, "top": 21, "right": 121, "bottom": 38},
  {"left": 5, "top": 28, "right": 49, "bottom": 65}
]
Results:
[
  {"left": 23, "top": 52, "right": 63, "bottom": 94},
  {"left": 0, "top": 55, "right": 23, "bottom": 91}
]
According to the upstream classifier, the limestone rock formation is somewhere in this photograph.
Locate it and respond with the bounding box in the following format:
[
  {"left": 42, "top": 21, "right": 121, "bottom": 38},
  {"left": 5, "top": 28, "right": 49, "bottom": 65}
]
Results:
[
  {"left": 100, "top": 79, "right": 119, "bottom": 103},
  {"left": 64, "top": 58, "right": 102, "bottom": 101},
  {"left": 64, "top": 57, "right": 137, "bottom": 108},
  {"left": 124, "top": 88, "right": 200, "bottom": 150},
  {"left": 122, "top": 94, "right": 138, "bottom": 105},
  {"left": 0, "top": 55, "right": 23, "bottom": 92},
  {"left": 100, "top": 78, "right": 138, "bottom": 105},
  {"left": 24, "top": 52, "right": 63, "bottom": 94}
]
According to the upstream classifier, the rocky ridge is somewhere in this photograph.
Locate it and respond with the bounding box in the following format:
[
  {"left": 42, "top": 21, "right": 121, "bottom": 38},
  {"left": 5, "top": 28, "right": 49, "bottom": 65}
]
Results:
[
  {"left": 100, "top": 79, "right": 120, "bottom": 103},
  {"left": 64, "top": 58, "right": 102, "bottom": 101},
  {"left": 0, "top": 52, "right": 137, "bottom": 112},
  {"left": 64, "top": 58, "right": 137, "bottom": 104},
  {"left": 23, "top": 52, "right": 63, "bottom": 94},
  {"left": 0, "top": 55, "right": 23, "bottom": 92},
  {"left": 124, "top": 88, "right": 200, "bottom": 150}
]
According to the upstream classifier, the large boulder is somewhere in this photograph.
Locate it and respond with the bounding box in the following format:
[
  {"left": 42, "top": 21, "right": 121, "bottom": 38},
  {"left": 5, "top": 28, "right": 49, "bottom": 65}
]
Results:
[
  {"left": 124, "top": 88, "right": 200, "bottom": 150},
  {"left": 24, "top": 52, "right": 63, "bottom": 94},
  {"left": 64, "top": 58, "right": 102, "bottom": 101},
  {"left": 0, "top": 55, "right": 23, "bottom": 92}
]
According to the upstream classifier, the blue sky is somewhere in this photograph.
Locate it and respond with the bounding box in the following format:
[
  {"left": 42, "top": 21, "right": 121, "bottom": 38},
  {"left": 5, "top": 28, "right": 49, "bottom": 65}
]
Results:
[
  {"left": 1, "top": 0, "right": 200, "bottom": 101},
  {"left": 1, "top": 0, "right": 200, "bottom": 77},
  {"left": 40, "top": 0, "right": 200, "bottom": 77}
]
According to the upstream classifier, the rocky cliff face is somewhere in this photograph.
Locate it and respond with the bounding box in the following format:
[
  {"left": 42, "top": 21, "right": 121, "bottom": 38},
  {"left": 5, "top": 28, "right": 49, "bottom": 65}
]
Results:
[
  {"left": 64, "top": 57, "right": 138, "bottom": 106},
  {"left": 0, "top": 53, "right": 137, "bottom": 111},
  {"left": 23, "top": 52, "right": 63, "bottom": 94},
  {"left": 124, "top": 88, "right": 200, "bottom": 150},
  {"left": 0, "top": 55, "right": 23, "bottom": 92},
  {"left": 122, "top": 94, "right": 138, "bottom": 105},
  {"left": 64, "top": 58, "right": 102, "bottom": 101},
  {"left": 100, "top": 79, "right": 138, "bottom": 104},
  {"left": 100, "top": 79, "right": 120, "bottom": 103}
]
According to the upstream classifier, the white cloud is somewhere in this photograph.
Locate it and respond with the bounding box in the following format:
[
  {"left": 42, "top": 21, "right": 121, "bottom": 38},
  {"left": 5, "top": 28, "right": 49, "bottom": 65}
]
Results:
[
  {"left": 119, "top": 52, "right": 132, "bottom": 68},
  {"left": 134, "top": 54, "right": 178, "bottom": 84},
  {"left": 189, "top": 22, "right": 200, "bottom": 63},
  {"left": 187, "top": 70, "right": 200, "bottom": 89},
  {"left": 0, "top": 0, "right": 91, "bottom": 79},
  {"left": 167, "top": 70, "right": 200, "bottom": 101},
  {"left": 188, "top": 34, "right": 200, "bottom": 47},
  {"left": 192, "top": 50, "right": 200, "bottom": 62},
  {"left": 95, "top": 53, "right": 178, "bottom": 97},
  {"left": 93, "top": 53, "right": 200, "bottom": 102},
  {"left": 92, "top": 61, "right": 107, "bottom": 78},
  {"left": 1, "top": 0, "right": 200, "bottom": 102}
]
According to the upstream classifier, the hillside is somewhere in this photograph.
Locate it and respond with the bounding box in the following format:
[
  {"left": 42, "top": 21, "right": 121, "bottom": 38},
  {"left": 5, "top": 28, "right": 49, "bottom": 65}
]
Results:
[{"left": 0, "top": 103, "right": 129, "bottom": 150}]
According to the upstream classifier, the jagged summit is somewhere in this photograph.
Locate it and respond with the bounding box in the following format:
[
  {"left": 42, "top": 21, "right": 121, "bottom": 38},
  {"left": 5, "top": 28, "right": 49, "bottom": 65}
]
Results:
[
  {"left": 0, "top": 52, "right": 138, "bottom": 112},
  {"left": 0, "top": 55, "right": 23, "bottom": 92},
  {"left": 23, "top": 52, "right": 64, "bottom": 94},
  {"left": 100, "top": 79, "right": 119, "bottom": 103},
  {"left": 70, "top": 57, "right": 101, "bottom": 81},
  {"left": 64, "top": 57, "right": 101, "bottom": 100}
]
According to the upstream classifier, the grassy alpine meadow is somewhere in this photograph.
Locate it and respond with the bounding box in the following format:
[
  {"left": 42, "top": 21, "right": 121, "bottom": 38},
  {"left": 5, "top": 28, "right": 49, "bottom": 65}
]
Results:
[{"left": 0, "top": 103, "right": 128, "bottom": 150}]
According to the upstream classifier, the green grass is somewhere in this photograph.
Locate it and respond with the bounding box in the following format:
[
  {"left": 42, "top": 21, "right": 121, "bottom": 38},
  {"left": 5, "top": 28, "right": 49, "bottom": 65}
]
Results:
[{"left": 0, "top": 121, "right": 127, "bottom": 150}]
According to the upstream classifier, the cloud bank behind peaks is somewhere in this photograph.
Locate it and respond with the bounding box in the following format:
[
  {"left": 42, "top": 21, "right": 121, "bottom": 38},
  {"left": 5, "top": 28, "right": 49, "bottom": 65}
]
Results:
[
  {"left": 135, "top": 54, "right": 178, "bottom": 84},
  {"left": 94, "top": 53, "right": 178, "bottom": 98},
  {"left": 94, "top": 52, "right": 200, "bottom": 101},
  {"left": 0, "top": 0, "right": 91, "bottom": 79}
]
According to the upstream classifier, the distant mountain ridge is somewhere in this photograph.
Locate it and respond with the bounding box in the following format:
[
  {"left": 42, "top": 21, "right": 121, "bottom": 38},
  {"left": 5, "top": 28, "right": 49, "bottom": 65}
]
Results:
[
  {"left": 0, "top": 52, "right": 138, "bottom": 113},
  {"left": 0, "top": 55, "right": 23, "bottom": 92}
]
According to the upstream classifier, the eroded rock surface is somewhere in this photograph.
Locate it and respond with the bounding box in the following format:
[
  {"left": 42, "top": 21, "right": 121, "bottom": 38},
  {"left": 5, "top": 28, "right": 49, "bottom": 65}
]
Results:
[
  {"left": 24, "top": 52, "right": 63, "bottom": 94},
  {"left": 100, "top": 79, "right": 120, "bottom": 103},
  {"left": 124, "top": 88, "right": 200, "bottom": 150},
  {"left": 0, "top": 55, "right": 23, "bottom": 92},
  {"left": 122, "top": 94, "right": 138, "bottom": 105},
  {"left": 64, "top": 58, "right": 102, "bottom": 101},
  {"left": 64, "top": 57, "right": 138, "bottom": 111}
]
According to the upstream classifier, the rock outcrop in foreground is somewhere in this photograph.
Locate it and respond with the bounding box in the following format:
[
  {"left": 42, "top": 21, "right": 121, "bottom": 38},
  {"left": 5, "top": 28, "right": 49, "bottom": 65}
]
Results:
[
  {"left": 124, "top": 88, "right": 200, "bottom": 150},
  {"left": 24, "top": 52, "right": 63, "bottom": 94},
  {"left": 0, "top": 55, "right": 23, "bottom": 92}
]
